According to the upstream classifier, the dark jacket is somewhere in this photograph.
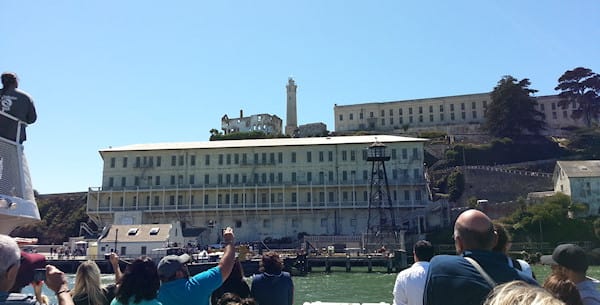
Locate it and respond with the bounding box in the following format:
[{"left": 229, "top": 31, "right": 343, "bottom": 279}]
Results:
[
  {"left": 424, "top": 250, "right": 538, "bottom": 305},
  {"left": 250, "top": 272, "right": 294, "bottom": 305}
]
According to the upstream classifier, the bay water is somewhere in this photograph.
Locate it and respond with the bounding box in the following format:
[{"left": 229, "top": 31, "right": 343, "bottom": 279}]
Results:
[{"left": 24, "top": 265, "right": 599, "bottom": 305}]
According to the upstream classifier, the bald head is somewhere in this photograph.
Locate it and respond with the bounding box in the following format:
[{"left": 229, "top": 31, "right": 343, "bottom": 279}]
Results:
[{"left": 454, "top": 209, "right": 496, "bottom": 253}]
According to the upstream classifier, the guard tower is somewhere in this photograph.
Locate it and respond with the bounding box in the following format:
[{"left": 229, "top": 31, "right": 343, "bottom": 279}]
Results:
[{"left": 364, "top": 141, "right": 401, "bottom": 251}]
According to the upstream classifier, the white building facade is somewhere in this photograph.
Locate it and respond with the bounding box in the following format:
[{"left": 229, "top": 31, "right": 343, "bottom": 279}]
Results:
[
  {"left": 334, "top": 93, "right": 586, "bottom": 135},
  {"left": 553, "top": 160, "right": 600, "bottom": 216},
  {"left": 87, "top": 135, "right": 431, "bottom": 243}
]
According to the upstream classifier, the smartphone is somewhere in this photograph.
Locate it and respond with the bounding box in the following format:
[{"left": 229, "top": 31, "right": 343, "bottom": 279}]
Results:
[{"left": 33, "top": 268, "right": 46, "bottom": 282}]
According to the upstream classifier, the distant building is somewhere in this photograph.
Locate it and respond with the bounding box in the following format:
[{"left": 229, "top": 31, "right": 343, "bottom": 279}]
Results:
[
  {"left": 87, "top": 135, "right": 435, "bottom": 243},
  {"left": 553, "top": 160, "right": 600, "bottom": 216},
  {"left": 221, "top": 110, "right": 282, "bottom": 135},
  {"left": 98, "top": 222, "right": 184, "bottom": 258},
  {"left": 333, "top": 93, "right": 588, "bottom": 135},
  {"left": 296, "top": 122, "right": 328, "bottom": 137}
]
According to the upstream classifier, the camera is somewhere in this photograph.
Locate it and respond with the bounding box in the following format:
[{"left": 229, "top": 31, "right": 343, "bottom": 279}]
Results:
[{"left": 33, "top": 268, "right": 46, "bottom": 282}]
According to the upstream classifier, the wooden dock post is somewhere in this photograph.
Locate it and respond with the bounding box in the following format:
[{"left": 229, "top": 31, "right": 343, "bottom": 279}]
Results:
[
  {"left": 325, "top": 256, "right": 331, "bottom": 273},
  {"left": 387, "top": 256, "right": 393, "bottom": 273},
  {"left": 367, "top": 255, "right": 372, "bottom": 272}
]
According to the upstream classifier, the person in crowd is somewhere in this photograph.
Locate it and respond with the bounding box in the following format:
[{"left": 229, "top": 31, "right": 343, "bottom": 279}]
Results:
[
  {"left": 541, "top": 243, "right": 600, "bottom": 305},
  {"left": 392, "top": 240, "right": 434, "bottom": 305},
  {"left": 211, "top": 260, "right": 250, "bottom": 305},
  {"left": 423, "top": 209, "right": 538, "bottom": 305},
  {"left": 492, "top": 222, "right": 535, "bottom": 279},
  {"left": 483, "top": 280, "right": 565, "bottom": 305},
  {"left": 0, "top": 72, "right": 37, "bottom": 143},
  {"left": 110, "top": 256, "right": 160, "bottom": 305},
  {"left": 544, "top": 273, "right": 583, "bottom": 305},
  {"left": 71, "top": 253, "right": 122, "bottom": 305},
  {"left": 215, "top": 293, "right": 241, "bottom": 305},
  {"left": 239, "top": 298, "right": 257, "bottom": 305},
  {"left": 250, "top": 251, "right": 294, "bottom": 305},
  {"left": 157, "top": 227, "right": 236, "bottom": 305},
  {"left": 0, "top": 234, "right": 74, "bottom": 305}
]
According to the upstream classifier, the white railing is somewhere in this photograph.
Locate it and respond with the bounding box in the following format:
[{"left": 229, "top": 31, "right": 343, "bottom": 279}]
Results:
[{"left": 0, "top": 111, "right": 40, "bottom": 234}]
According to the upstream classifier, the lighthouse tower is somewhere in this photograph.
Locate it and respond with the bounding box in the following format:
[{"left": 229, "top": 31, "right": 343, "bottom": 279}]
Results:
[{"left": 285, "top": 77, "right": 298, "bottom": 136}]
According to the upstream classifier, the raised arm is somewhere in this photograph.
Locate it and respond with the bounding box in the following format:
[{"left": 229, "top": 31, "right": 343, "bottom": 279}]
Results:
[
  {"left": 45, "top": 265, "right": 74, "bottom": 305},
  {"left": 218, "top": 227, "right": 236, "bottom": 283},
  {"left": 109, "top": 252, "right": 123, "bottom": 283}
]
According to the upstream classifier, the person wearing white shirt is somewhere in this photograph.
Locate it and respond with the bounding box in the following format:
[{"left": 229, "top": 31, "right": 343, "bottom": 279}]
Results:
[{"left": 392, "top": 240, "right": 434, "bottom": 305}]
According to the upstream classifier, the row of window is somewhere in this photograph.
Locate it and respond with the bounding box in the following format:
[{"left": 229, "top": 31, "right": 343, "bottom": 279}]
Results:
[
  {"left": 108, "top": 148, "right": 422, "bottom": 169},
  {"left": 338, "top": 101, "right": 487, "bottom": 121},
  {"left": 106, "top": 168, "right": 422, "bottom": 188},
  {"left": 101, "top": 189, "right": 424, "bottom": 207}
]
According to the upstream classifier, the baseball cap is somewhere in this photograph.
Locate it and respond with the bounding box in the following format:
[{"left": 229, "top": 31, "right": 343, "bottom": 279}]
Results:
[
  {"left": 540, "top": 243, "right": 588, "bottom": 273},
  {"left": 157, "top": 254, "right": 191, "bottom": 279},
  {"left": 12, "top": 251, "right": 47, "bottom": 291}
]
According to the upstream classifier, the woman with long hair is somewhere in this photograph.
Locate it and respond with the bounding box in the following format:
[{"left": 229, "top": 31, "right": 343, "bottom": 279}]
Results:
[
  {"left": 111, "top": 256, "right": 161, "bottom": 305},
  {"left": 211, "top": 260, "right": 250, "bottom": 305},
  {"left": 72, "top": 260, "right": 117, "bottom": 305}
]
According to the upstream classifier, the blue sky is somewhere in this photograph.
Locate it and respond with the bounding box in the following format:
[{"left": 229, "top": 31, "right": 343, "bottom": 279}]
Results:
[{"left": 2, "top": 1, "right": 599, "bottom": 194}]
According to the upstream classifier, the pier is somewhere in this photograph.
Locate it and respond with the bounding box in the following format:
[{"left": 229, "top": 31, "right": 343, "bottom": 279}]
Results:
[{"left": 290, "top": 253, "right": 407, "bottom": 274}]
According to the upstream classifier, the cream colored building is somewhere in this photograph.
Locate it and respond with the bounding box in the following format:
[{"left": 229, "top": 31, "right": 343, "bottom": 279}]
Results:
[
  {"left": 87, "top": 135, "right": 432, "bottom": 244},
  {"left": 334, "top": 93, "right": 586, "bottom": 135},
  {"left": 553, "top": 160, "right": 600, "bottom": 216}
]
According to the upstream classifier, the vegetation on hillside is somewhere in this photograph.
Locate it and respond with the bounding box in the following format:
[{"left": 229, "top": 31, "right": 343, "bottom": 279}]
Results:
[
  {"left": 11, "top": 194, "right": 89, "bottom": 244},
  {"left": 555, "top": 67, "right": 600, "bottom": 128},
  {"left": 484, "top": 75, "right": 546, "bottom": 138}
]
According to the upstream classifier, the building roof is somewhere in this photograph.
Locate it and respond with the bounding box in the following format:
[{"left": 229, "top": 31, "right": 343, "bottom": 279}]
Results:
[
  {"left": 100, "top": 224, "right": 172, "bottom": 243},
  {"left": 99, "top": 135, "right": 427, "bottom": 153},
  {"left": 557, "top": 160, "right": 600, "bottom": 178}
]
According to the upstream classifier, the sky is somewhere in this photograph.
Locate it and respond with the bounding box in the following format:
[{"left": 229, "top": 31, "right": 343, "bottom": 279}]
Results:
[{"left": 2, "top": 1, "right": 599, "bottom": 194}]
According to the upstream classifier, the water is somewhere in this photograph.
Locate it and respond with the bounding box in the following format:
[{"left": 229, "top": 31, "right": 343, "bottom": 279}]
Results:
[{"left": 22, "top": 265, "right": 600, "bottom": 305}]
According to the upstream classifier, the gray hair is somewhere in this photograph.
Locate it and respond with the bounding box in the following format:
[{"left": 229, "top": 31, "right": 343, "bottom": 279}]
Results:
[
  {"left": 484, "top": 281, "right": 565, "bottom": 305},
  {"left": 0, "top": 234, "right": 20, "bottom": 276}
]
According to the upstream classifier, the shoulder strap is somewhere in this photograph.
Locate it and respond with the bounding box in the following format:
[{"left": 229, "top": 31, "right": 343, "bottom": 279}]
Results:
[{"left": 464, "top": 257, "right": 497, "bottom": 287}]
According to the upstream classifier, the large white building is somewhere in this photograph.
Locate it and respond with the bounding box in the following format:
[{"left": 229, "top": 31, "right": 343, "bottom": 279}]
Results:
[
  {"left": 334, "top": 93, "right": 586, "bottom": 135},
  {"left": 553, "top": 160, "right": 600, "bottom": 216},
  {"left": 86, "top": 135, "right": 435, "bottom": 244}
]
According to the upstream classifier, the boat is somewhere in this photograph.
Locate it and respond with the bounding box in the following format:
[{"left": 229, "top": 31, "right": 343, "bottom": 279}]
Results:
[{"left": 0, "top": 111, "right": 40, "bottom": 234}]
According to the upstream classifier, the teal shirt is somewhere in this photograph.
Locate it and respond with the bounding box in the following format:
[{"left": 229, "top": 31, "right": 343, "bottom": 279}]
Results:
[
  {"left": 110, "top": 297, "right": 161, "bottom": 305},
  {"left": 158, "top": 266, "right": 222, "bottom": 305}
]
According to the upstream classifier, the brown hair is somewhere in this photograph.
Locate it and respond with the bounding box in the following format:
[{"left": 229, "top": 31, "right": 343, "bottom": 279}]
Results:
[
  {"left": 260, "top": 251, "right": 283, "bottom": 274},
  {"left": 543, "top": 274, "right": 583, "bottom": 305}
]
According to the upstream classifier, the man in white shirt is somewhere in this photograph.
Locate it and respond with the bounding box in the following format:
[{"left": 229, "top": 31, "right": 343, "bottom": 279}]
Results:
[{"left": 392, "top": 240, "right": 434, "bottom": 305}]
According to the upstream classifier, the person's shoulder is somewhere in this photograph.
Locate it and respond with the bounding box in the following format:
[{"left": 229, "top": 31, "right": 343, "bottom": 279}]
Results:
[
  {"left": 13, "top": 89, "right": 34, "bottom": 102},
  {"left": 430, "top": 254, "right": 462, "bottom": 265}
]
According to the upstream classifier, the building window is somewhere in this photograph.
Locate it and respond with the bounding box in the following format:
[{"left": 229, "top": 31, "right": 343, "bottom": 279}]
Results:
[
  {"left": 205, "top": 155, "right": 210, "bottom": 165},
  {"left": 404, "top": 190, "right": 410, "bottom": 201},
  {"left": 134, "top": 177, "right": 139, "bottom": 186},
  {"left": 170, "top": 175, "right": 176, "bottom": 185},
  {"left": 291, "top": 172, "right": 296, "bottom": 183},
  {"left": 291, "top": 152, "right": 296, "bottom": 163},
  {"left": 440, "top": 113, "right": 444, "bottom": 121},
  {"left": 306, "top": 151, "right": 312, "bottom": 162},
  {"left": 461, "top": 112, "right": 466, "bottom": 119},
  {"left": 121, "top": 177, "right": 126, "bottom": 187},
  {"left": 429, "top": 114, "right": 434, "bottom": 122},
  {"left": 156, "top": 156, "right": 161, "bottom": 167},
  {"left": 278, "top": 152, "right": 283, "bottom": 163},
  {"left": 349, "top": 113, "right": 353, "bottom": 120},
  {"left": 342, "top": 151, "right": 347, "bottom": 161},
  {"left": 219, "top": 154, "right": 224, "bottom": 165},
  {"left": 108, "top": 177, "right": 114, "bottom": 187},
  {"left": 399, "top": 108, "right": 403, "bottom": 115},
  {"left": 155, "top": 176, "right": 160, "bottom": 186},
  {"left": 461, "top": 103, "right": 465, "bottom": 110},
  {"left": 307, "top": 172, "right": 312, "bottom": 182},
  {"left": 440, "top": 105, "right": 444, "bottom": 112},
  {"left": 171, "top": 156, "right": 176, "bottom": 166},
  {"left": 329, "top": 151, "right": 333, "bottom": 162},
  {"left": 472, "top": 111, "right": 477, "bottom": 119},
  {"left": 339, "top": 114, "right": 343, "bottom": 121},
  {"left": 360, "top": 112, "right": 364, "bottom": 119},
  {"left": 122, "top": 157, "right": 128, "bottom": 168},
  {"left": 110, "top": 158, "right": 115, "bottom": 168},
  {"left": 321, "top": 218, "right": 328, "bottom": 227},
  {"left": 190, "top": 155, "right": 196, "bottom": 166},
  {"left": 381, "top": 110, "right": 385, "bottom": 116},
  {"left": 179, "top": 155, "right": 184, "bottom": 166},
  {"left": 451, "top": 113, "right": 455, "bottom": 120},
  {"left": 350, "top": 150, "right": 356, "bottom": 161},
  {"left": 226, "top": 154, "right": 231, "bottom": 164},
  {"left": 409, "top": 107, "right": 413, "bottom": 115},
  {"left": 450, "top": 104, "right": 454, "bottom": 111}
]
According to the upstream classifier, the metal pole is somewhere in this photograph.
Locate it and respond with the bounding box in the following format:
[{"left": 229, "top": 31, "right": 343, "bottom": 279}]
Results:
[{"left": 114, "top": 228, "right": 118, "bottom": 253}]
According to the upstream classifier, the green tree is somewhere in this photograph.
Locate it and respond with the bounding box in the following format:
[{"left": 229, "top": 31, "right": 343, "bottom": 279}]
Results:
[
  {"left": 447, "top": 169, "right": 465, "bottom": 202},
  {"left": 555, "top": 67, "right": 600, "bottom": 128},
  {"left": 484, "top": 76, "right": 546, "bottom": 138}
]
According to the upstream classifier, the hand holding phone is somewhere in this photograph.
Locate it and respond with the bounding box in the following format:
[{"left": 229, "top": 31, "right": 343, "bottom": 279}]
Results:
[{"left": 33, "top": 268, "right": 46, "bottom": 282}]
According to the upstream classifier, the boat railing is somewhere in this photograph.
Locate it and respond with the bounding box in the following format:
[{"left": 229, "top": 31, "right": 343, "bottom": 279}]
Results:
[{"left": 0, "top": 111, "right": 39, "bottom": 234}]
